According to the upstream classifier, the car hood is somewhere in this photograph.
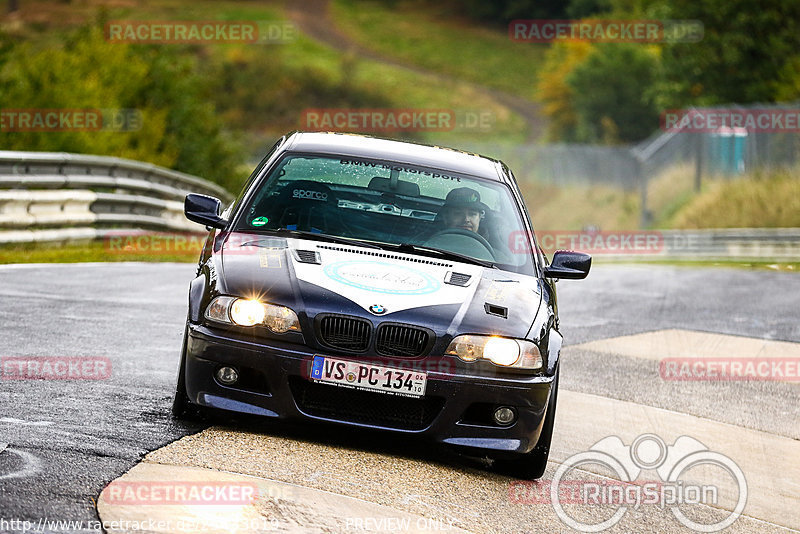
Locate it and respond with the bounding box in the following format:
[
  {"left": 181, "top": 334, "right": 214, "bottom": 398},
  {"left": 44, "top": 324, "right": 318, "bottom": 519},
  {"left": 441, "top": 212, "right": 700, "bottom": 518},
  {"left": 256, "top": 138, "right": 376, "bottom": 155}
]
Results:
[{"left": 215, "top": 233, "right": 544, "bottom": 340}]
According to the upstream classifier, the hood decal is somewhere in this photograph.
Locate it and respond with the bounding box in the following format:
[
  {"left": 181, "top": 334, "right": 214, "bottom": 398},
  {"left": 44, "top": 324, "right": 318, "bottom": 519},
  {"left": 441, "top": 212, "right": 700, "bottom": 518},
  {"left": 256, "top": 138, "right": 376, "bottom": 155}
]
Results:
[
  {"left": 324, "top": 260, "right": 440, "bottom": 295},
  {"left": 291, "top": 241, "right": 483, "bottom": 315}
]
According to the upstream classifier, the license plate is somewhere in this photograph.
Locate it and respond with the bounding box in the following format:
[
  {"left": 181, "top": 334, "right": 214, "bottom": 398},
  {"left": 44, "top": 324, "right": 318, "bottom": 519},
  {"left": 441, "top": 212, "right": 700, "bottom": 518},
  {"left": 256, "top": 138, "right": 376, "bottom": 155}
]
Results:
[{"left": 310, "top": 356, "right": 427, "bottom": 398}]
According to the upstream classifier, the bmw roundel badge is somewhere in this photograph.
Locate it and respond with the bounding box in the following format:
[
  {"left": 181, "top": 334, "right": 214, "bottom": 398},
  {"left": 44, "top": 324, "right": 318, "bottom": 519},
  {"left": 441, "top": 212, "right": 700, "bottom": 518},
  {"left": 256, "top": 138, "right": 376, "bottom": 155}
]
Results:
[{"left": 369, "top": 304, "right": 387, "bottom": 315}]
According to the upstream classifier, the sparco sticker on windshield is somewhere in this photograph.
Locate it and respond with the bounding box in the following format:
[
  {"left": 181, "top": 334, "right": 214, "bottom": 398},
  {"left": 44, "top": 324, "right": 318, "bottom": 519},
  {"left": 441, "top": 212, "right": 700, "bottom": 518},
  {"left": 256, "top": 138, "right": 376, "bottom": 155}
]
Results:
[{"left": 292, "top": 189, "right": 328, "bottom": 200}]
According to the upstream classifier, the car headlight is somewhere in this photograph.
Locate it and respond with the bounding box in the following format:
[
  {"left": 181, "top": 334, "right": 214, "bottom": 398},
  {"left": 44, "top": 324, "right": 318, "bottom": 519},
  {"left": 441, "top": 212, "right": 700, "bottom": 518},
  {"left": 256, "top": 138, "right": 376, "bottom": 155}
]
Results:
[
  {"left": 445, "top": 335, "right": 542, "bottom": 370},
  {"left": 230, "top": 299, "right": 267, "bottom": 327},
  {"left": 204, "top": 296, "right": 300, "bottom": 333}
]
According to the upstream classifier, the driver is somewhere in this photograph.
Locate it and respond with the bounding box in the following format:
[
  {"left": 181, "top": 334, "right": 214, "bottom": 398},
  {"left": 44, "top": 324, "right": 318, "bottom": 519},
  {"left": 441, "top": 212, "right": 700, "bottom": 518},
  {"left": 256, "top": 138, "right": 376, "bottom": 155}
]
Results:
[{"left": 440, "top": 187, "right": 488, "bottom": 235}]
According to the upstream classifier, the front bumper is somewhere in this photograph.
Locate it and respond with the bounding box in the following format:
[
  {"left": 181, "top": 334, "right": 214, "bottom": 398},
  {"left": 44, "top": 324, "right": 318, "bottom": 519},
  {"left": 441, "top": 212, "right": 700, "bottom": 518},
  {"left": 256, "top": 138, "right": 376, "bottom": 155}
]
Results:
[{"left": 184, "top": 323, "right": 556, "bottom": 455}]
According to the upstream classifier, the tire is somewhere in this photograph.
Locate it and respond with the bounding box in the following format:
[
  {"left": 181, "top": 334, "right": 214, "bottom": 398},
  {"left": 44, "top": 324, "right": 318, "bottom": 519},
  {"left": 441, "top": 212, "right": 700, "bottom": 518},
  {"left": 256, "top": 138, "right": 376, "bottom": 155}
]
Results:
[
  {"left": 171, "top": 324, "right": 204, "bottom": 420},
  {"left": 496, "top": 368, "right": 560, "bottom": 480}
]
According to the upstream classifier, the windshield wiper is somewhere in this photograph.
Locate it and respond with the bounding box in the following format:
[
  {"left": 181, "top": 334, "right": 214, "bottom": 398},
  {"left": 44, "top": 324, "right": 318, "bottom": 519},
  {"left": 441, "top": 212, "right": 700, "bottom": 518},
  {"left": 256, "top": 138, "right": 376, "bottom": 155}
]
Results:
[
  {"left": 247, "top": 230, "right": 493, "bottom": 267},
  {"left": 267, "top": 229, "right": 383, "bottom": 249},
  {"left": 393, "top": 243, "right": 495, "bottom": 268}
]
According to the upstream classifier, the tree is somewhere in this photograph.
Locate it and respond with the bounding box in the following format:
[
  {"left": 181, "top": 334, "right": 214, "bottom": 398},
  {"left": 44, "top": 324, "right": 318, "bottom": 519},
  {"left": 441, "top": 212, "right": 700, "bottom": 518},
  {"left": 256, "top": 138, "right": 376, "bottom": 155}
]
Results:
[
  {"left": 537, "top": 41, "right": 594, "bottom": 142},
  {"left": 0, "top": 26, "right": 244, "bottom": 191},
  {"left": 656, "top": 0, "right": 800, "bottom": 106},
  {"left": 567, "top": 43, "right": 661, "bottom": 143}
]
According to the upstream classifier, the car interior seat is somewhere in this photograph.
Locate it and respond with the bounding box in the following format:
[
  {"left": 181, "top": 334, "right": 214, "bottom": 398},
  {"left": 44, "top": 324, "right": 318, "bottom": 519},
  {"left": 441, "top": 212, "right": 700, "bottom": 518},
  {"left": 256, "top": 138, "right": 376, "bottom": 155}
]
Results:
[{"left": 261, "top": 180, "right": 339, "bottom": 233}]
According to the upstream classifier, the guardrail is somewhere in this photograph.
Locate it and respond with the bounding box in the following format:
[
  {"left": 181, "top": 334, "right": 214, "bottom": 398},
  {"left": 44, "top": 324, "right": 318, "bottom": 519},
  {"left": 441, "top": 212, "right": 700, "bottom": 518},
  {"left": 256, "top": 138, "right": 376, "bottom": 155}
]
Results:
[
  {"left": 659, "top": 228, "right": 800, "bottom": 260},
  {"left": 1, "top": 151, "right": 798, "bottom": 262},
  {"left": 0, "top": 150, "right": 233, "bottom": 243},
  {"left": 574, "top": 229, "right": 800, "bottom": 262}
]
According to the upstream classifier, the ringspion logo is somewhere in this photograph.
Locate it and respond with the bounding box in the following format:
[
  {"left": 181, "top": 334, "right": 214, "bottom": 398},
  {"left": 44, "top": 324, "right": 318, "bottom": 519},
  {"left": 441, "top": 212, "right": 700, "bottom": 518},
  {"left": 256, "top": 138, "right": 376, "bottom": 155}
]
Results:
[{"left": 510, "top": 434, "right": 747, "bottom": 532}]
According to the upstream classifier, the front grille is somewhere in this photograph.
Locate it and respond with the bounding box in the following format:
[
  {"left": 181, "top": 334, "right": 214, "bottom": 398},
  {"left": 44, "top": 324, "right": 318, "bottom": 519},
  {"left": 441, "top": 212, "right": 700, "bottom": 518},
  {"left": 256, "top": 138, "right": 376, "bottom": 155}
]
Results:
[
  {"left": 289, "top": 377, "right": 444, "bottom": 430},
  {"left": 318, "top": 315, "right": 371, "bottom": 352},
  {"left": 375, "top": 324, "right": 430, "bottom": 357}
]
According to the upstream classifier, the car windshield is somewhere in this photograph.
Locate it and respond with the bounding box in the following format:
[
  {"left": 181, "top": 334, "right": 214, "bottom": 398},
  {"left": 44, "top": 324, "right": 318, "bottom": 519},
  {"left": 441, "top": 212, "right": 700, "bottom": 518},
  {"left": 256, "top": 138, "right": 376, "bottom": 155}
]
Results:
[{"left": 236, "top": 154, "right": 534, "bottom": 274}]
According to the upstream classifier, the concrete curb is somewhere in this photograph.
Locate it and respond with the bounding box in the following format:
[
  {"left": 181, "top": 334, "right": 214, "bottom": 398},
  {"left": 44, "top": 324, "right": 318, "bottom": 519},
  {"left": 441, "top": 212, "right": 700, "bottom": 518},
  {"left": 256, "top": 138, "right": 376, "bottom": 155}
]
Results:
[{"left": 97, "top": 462, "right": 472, "bottom": 534}]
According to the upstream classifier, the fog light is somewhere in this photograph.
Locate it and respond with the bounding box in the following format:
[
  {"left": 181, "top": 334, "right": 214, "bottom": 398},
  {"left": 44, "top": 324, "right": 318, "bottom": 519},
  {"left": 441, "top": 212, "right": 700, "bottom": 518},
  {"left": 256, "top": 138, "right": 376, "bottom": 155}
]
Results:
[
  {"left": 493, "top": 406, "right": 516, "bottom": 426},
  {"left": 216, "top": 366, "right": 239, "bottom": 386}
]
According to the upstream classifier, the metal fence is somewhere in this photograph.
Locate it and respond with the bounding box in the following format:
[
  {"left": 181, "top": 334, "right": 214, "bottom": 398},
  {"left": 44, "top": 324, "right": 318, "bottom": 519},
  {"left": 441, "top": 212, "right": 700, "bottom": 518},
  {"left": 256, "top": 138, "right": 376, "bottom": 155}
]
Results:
[
  {"left": 0, "top": 150, "right": 797, "bottom": 261},
  {"left": 462, "top": 142, "right": 641, "bottom": 190},
  {"left": 460, "top": 103, "right": 800, "bottom": 232},
  {"left": 0, "top": 150, "right": 232, "bottom": 243},
  {"left": 465, "top": 103, "right": 800, "bottom": 218}
]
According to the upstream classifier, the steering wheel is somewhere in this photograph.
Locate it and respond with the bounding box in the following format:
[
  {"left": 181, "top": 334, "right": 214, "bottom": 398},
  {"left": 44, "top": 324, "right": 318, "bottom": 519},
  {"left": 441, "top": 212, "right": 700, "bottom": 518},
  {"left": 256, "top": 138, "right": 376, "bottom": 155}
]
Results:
[{"left": 425, "top": 228, "right": 496, "bottom": 259}]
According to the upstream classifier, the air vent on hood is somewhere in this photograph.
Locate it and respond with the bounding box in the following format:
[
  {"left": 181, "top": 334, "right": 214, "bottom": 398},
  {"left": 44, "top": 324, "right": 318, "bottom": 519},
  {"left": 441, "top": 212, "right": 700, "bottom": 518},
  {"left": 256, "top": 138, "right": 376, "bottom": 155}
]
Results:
[
  {"left": 445, "top": 271, "right": 472, "bottom": 287},
  {"left": 315, "top": 245, "right": 451, "bottom": 267},
  {"left": 484, "top": 303, "right": 508, "bottom": 319},
  {"left": 293, "top": 249, "right": 321, "bottom": 264}
]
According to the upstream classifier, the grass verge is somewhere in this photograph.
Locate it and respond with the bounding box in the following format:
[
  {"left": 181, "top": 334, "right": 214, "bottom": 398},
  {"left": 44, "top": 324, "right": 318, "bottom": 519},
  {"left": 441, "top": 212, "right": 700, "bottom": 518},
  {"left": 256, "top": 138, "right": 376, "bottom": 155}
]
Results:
[
  {"left": 671, "top": 168, "right": 800, "bottom": 229},
  {"left": 331, "top": 0, "right": 545, "bottom": 100},
  {"left": 4, "top": 241, "right": 796, "bottom": 270},
  {"left": 0, "top": 239, "right": 200, "bottom": 264},
  {"left": 592, "top": 258, "right": 799, "bottom": 272}
]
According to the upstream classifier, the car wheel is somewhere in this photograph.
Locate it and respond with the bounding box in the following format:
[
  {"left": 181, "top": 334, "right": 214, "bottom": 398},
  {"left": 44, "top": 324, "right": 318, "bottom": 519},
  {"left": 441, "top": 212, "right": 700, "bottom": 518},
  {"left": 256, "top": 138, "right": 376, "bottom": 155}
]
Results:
[
  {"left": 496, "top": 368, "right": 559, "bottom": 480},
  {"left": 171, "top": 324, "right": 204, "bottom": 420}
]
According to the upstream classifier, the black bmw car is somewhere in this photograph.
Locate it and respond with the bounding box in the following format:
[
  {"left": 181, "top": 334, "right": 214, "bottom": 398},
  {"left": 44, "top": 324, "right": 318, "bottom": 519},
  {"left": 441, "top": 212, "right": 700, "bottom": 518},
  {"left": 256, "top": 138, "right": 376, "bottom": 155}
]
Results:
[{"left": 172, "top": 131, "right": 590, "bottom": 479}]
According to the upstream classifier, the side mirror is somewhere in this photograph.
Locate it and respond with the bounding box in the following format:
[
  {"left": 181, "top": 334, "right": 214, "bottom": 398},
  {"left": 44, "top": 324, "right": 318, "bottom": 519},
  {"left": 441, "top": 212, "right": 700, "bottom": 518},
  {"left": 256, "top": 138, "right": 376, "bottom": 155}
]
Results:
[
  {"left": 543, "top": 250, "right": 591, "bottom": 280},
  {"left": 184, "top": 194, "right": 227, "bottom": 229}
]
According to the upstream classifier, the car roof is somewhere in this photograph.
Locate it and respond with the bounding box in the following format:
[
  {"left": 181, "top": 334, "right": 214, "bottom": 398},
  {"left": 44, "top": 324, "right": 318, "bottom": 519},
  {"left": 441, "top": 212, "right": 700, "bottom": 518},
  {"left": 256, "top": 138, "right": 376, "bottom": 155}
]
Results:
[{"left": 282, "top": 131, "right": 507, "bottom": 182}]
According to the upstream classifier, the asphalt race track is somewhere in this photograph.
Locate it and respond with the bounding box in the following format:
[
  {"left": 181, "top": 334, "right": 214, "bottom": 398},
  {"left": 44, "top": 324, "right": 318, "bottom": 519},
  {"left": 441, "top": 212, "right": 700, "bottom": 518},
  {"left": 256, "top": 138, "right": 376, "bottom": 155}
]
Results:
[{"left": 0, "top": 262, "right": 798, "bottom": 533}]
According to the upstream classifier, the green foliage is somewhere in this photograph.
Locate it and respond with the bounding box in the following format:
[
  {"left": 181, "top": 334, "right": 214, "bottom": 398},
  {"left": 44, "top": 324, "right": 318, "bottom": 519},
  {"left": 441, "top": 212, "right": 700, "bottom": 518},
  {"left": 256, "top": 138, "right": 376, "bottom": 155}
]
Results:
[
  {"left": 204, "top": 46, "right": 390, "bottom": 135},
  {"left": 654, "top": 0, "right": 800, "bottom": 106},
  {"left": 376, "top": 0, "right": 611, "bottom": 25},
  {"left": 538, "top": 0, "right": 800, "bottom": 143},
  {"left": 672, "top": 169, "right": 800, "bottom": 228},
  {"left": 537, "top": 41, "right": 594, "bottom": 142},
  {"left": 331, "top": 0, "right": 546, "bottom": 100},
  {"left": 134, "top": 46, "right": 245, "bottom": 192},
  {"left": 567, "top": 0, "right": 614, "bottom": 18},
  {"left": 567, "top": 43, "right": 661, "bottom": 143},
  {"left": 460, "top": 0, "right": 567, "bottom": 24},
  {"left": 0, "top": 25, "right": 245, "bottom": 192}
]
